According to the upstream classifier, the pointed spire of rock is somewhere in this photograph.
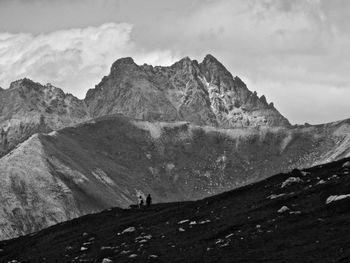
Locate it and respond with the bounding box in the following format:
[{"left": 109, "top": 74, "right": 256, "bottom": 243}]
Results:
[{"left": 202, "top": 54, "right": 218, "bottom": 63}]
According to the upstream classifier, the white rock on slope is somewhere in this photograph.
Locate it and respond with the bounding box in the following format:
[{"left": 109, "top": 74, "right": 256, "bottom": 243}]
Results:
[{"left": 326, "top": 195, "right": 350, "bottom": 204}]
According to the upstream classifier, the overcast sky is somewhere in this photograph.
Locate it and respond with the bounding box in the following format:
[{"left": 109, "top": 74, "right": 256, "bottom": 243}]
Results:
[{"left": 0, "top": 0, "right": 349, "bottom": 124}]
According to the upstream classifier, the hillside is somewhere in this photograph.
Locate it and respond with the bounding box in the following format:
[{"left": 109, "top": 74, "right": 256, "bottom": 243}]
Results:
[
  {"left": 1, "top": 157, "right": 349, "bottom": 263},
  {"left": 0, "top": 115, "right": 349, "bottom": 240}
]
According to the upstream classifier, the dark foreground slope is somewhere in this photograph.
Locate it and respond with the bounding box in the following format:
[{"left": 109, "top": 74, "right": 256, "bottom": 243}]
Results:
[{"left": 1, "top": 158, "right": 350, "bottom": 263}]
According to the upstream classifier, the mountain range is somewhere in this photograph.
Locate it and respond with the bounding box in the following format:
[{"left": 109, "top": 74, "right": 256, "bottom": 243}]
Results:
[
  {"left": 0, "top": 54, "right": 289, "bottom": 157},
  {"left": 0, "top": 54, "right": 349, "bottom": 240}
]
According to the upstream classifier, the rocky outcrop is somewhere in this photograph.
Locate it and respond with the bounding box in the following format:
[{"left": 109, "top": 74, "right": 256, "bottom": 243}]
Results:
[{"left": 85, "top": 55, "right": 290, "bottom": 128}]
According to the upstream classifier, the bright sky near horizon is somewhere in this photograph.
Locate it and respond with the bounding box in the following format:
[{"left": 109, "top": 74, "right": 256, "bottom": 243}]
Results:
[{"left": 0, "top": 0, "right": 349, "bottom": 125}]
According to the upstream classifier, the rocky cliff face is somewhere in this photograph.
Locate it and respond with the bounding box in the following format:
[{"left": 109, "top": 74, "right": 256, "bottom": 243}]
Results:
[
  {"left": 0, "top": 78, "right": 89, "bottom": 156},
  {"left": 85, "top": 55, "right": 290, "bottom": 128}
]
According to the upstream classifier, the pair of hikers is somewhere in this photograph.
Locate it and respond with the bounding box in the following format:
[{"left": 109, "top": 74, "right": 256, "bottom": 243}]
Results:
[{"left": 138, "top": 194, "right": 152, "bottom": 208}]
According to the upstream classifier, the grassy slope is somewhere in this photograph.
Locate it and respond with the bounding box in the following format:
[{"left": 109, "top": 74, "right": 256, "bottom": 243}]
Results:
[{"left": 1, "top": 157, "right": 349, "bottom": 263}]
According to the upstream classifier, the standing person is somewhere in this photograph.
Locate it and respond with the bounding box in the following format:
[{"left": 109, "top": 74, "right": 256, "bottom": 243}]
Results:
[
  {"left": 146, "top": 194, "right": 152, "bottom": 207},
  {"left": 138, "top": 195, "right": 144, "bottom": 208}
]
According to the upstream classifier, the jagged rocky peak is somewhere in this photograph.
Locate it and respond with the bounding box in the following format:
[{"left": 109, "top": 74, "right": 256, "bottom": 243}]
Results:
[
  {"left": 6, "top": 78, "right": 62, "bottom": 99},
  {"left": 9, "top": 78, "right": 42, "bottom": 91},
  {"left": 0, "top": 78, "right": 89, "bottom": 157},
  {"left": 85, "top": 54, "right": 290, "bottom": 128},
  {"left": 4, "top": 78, "right": 84, "bottom": 109}
]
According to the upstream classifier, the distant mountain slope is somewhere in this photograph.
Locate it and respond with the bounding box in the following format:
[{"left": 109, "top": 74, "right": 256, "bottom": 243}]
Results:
[
  {"left": 85, "top": 55, "right": 290, "bottom": 128},
  {"left": 1, "top": 157, "right": 349, "bottom": 262},
  {"left": 0, "top": 115, "right": 349, "bottom": 240}
]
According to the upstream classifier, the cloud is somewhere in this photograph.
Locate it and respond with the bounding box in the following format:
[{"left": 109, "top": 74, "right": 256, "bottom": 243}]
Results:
[
  {"left": 0, "top": 0, "right": 350, "bottom": 124},
  {"left": 0, "top": 23, "right": 177, "bottom": 98},
  {"left": 174, "top": 0, "right": 350, "bottom": 124}
]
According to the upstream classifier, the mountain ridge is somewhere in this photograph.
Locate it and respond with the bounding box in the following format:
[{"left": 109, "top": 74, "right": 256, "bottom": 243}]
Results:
[
  {"left": 0, "top": 54, "right": 290, "bottom": 157},
  {"left": 0, "top": 114, "right": 349, "bottom": 240}
]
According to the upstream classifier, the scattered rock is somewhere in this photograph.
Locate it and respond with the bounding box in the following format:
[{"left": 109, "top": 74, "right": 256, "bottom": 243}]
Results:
[
  {"left": 281, "top": 177, "right": 303, "bottom": 188},
  {"left": 179, "top": 227, "right": 185, "bottom": 232},
  {"left": 129, "top": 254, "right": 137, "bottom": 258},
  {"left": 215, "top": 239, "right": 224, "bottom": 244},
  {"left": 80, "top": 247, "right": 88, "bottom": 251},
  {"left": 330, "top": 175, "right": 338, "bottom": 180},
  {"left": 267, "top": 193, "right": 286, "bottom": 199},
  {"left": 220, "top": 242, "right": 229, "bottom": 247},
  {"left": 101, "top": 259, "right": 113, "bottom": 263},
  {"left": 317, "top": 179, "right": 326, "bottom": 185},
  {"left": 148, "top": 255, "right": 158, "bottom": 259},
  {"left": 199, "top": 219, "right": 211, "bottom": 224},
  {"left": 121, "top": 227, "right": 136, "bottom": 234},
  {"left": 342, "top": 161, "right": 350, "bottom": 168},
  {"left": 326, "top": 195, "right": 350, "bottom": 204},
  {"left": 278, "top": 206, "right": 290, "bottom": 213},
  {"left": 289, "top": 211, "right": 301, "bottom": 215},
  {"left": 178, "top": 219, "right": 190, "bottom": 224}
]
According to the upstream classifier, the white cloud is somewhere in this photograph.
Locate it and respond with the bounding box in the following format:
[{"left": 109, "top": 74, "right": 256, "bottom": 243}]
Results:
[{"left": 0, "top": 23, "right": 177, "bottom": 98}]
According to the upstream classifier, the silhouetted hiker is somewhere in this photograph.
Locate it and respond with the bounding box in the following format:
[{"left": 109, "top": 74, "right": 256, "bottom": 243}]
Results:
[
  {"left": 138, "top": 195, "right": 144, "bottom": 208},
  {"left": 146, "top": 194, "right": 152, "bottom": 207}
]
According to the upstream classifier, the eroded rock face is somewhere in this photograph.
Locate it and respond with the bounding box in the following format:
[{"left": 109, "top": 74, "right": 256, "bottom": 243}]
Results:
[{"left": 85, "top": 55, "right": 290, "bottom": 128}]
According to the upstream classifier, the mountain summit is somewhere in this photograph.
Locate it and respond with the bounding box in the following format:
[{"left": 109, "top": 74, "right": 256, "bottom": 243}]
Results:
[{"left": 85, "top": 54, "right": 290, "bottom": 128}]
